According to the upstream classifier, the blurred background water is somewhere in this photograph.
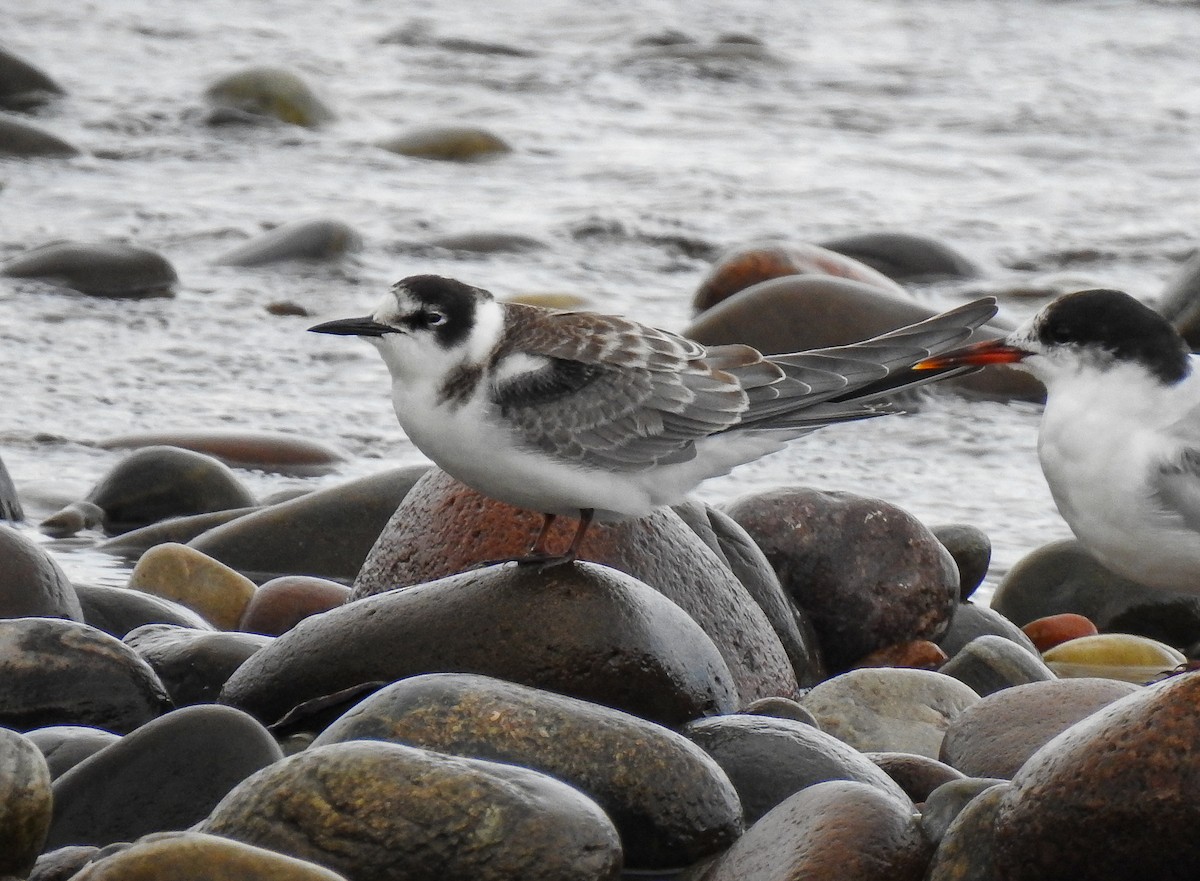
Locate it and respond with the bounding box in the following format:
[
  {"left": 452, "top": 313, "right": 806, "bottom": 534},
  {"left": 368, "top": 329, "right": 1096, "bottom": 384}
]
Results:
[{"left": 4, "top": 0, "right": 1200, "bottom": 595}]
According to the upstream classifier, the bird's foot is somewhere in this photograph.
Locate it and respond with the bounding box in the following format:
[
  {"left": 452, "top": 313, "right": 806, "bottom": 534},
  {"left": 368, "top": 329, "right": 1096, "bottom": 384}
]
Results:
[{"left": 470, "top": 553, "right": 578, "bottom": 571}]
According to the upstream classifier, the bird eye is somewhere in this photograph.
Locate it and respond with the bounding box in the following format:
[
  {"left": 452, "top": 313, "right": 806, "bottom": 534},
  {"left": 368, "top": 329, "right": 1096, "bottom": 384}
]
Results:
[
  {"left": 425, "top": 310, "right": 447, "bottom": 327},
  {"left": 1046, "top": 322, "right": 1073, "bottom": 344}
]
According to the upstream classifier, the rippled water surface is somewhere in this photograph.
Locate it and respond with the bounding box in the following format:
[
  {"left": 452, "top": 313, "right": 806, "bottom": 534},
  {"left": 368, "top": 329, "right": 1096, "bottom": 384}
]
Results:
[{"left": 5, "top": 0, "right": 1200, "bottom": 595}]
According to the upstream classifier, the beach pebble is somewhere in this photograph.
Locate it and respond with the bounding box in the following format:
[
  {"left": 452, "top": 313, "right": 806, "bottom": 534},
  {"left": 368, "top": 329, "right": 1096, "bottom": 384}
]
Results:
[
  {"left": 312, "top": 672, "right": 741, "bottom": 868},
  {"left": 800, "top": 668, "right": 979, "bottom": 759},
  {"left": 1022, "top": 612, "right": 1099, "bottom": 651},
  {"left": 75, "top": 583, "right": 214, "bottom": 638},
  {"left": 2, "top": 241, "right": 176, "bottom": 297},
  {"left": 865, "top": 751, "right": 965, "bottom": 804},
  {"left": 29, "top": 845, "right": 102, "bottom": 881},
  {"left": 691, "top": 241, "right": 905, "bottom": 312},
  {"left": 96, "top": 508, "right": 256, "bottom": 557},
  {"left": 0, "top": 112, "right": 79, "bottom": 157},
  {"left": 24, "top": 726, "right": 120, "bottom": 779},
  {"left": 936, "top": 601, "right": 1038, "bottom": 658},
  {"left": 420, "top": 230, "right": 547, "bottom": 253},
  {"left": 1041, "top": 632, "right": 1185, "bottom": 681},
  {"left": 939, "top": 634, "right": 1056, "bottom": 696},
  {"left": 0, "top": 523, "right": 84, "bottom": 621},
  {"left": 214, "top": 218, "right": 363, "bottom": 266},
  {"left": 221, "top": 561, "right": 737, "bottom": 729},
  {"left": 204, "top": 66, "right": 334, "bottom": 127},
  {"left": 0, "top": 727, "right": 53, "bottom": 877},
  {"left": 0, "top": 453, "right": 23, "bottom": 521},
  {"left": 724, "top": 488, "right": 958, "bottom": 672},
  {"left": 820, "top": 231, "right": 981, "bottom": 282},
  {"left": 0, "top": 617, "right": 170, "bottom": 733},
  {"left": 851, "top": 639, "right": 948, "bottom": 670},
  {"left": 991, "top": 669, "right": 1200, "bottom": 879},
  {"left": 740, "top": 696, "right": 819, "bottom": 726},
  {"left": 199, "top": 740, "right": 622, "bottom": 881},
  {"left": 46, "top": 704, "right": 281, "bottom": 849},
  {"left": 921, "top": 776, "right": 1007, "bottom": 844},
  {"left": 930, "top": 523, "right": 992, "bottom": 600},
  {"left": 188, "top": 465, "right": 428, "bottom": 583},
  {"left": 98, "top": 429, "right": 347, "bottom": 475},
  {"left": 1103, "top": 596, "right": 1200, "bottom": 655},
  {"left": 127, "top": 543, "right": 257, "bottom": 630},
  {"left": 352, "top": 469, "right": 799, "bottom": 705},
  {"left": 68, "top": 831, "right": 348, "bottom": 880},
  {"left": 698, "top": 780, "right": 927, "bottom": 881},
  {"left": 683, "top": 713, "right": 907, "bottom": 824},
  {"left": 939, "top": 677, "right": 1140, "bottom": 779},
  {"left": 377, "top": 125, "right": 512, "bottom": 161},
  {"left": 238, "top": 576, "right": 350, "bottom": 635},
  {"left": 124, "top": 624, "right": 272, "bottom": 705},
  {"left": 0, "top": 47, "right": 65, "bottom": 110},
  {"left": 39, "top": 501, "right": 104, "bottom": 538},
  {"left": 924, "top": 782, "right": 1008, "bottom": 880}
]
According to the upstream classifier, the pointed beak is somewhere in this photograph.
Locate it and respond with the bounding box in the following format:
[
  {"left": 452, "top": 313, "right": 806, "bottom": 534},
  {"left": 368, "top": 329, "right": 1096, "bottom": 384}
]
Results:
[
  {"left": 308, "top": 316, "right": 393, "bottom": 337},
  {"left": 914, "top": 337, "right": 1030, "bottom": 371}
]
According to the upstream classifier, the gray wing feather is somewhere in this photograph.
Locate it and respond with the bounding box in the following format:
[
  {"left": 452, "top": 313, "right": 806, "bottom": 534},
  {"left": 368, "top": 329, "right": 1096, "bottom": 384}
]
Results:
[{"left": 1153, "top": 447, "right": 1200, "bottom": 533}]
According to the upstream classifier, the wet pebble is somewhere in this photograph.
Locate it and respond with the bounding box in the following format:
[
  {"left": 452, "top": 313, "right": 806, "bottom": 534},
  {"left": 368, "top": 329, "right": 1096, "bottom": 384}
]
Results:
[
  {"left": 820, "top": 230, "right": 981, "bottom": 282},
  {"left": 95, "top": 508, "right": 257, "bottom": 558},
  {"left": 0, "top": 727, "right": 53, "bottom": 877},
  {"left": 1022, "top": 612, "right": 1099, "bottom": 652},
  {"left": 939, "top": 633, "right": 1055, "bottom": 696},
  {"left": 420, "top": 230, "right": 547, "bottom": 253},
  {"left": 1103, "top": 596, "right": 1200, "bottom": 655},
  {"left": 204, "top": 66, "right": 335, "bottom": 127},
  {"left": 215, "top": 218, "right": 363, "bottom": 266},
  {"left": 0, "top": 523, "right": 83, "bottom": 621},
  {"left": 2, "top": 241, "right": 176, "bottom": 297},
  {"left": 0, "top": 617, "right": 171, "bottom": 733},
  {"left": 124, "top": 624, "right": 272, "bottom": 705},
  {"left": 377, "top": 125, "right": 512, "bottom": 161},
  {"left": 0, "top": 47, "right": 65, "bottom": 110},
  {"left": 0, "top": 112, "right": 80, "bottom": 157},
  {"left": 238, "top": 576, "right": 350, "bottom": 635},
  {"left": 46, "top": 704, "right": 282, "bottom": 849},
  {"left": 936, "top": 601, "right": 1038, "bottom": 658},
  {"left": 127, "top": 543, "right": 257, "bottom": 630},
  {"left": 39, "top": 501, "right": 104, "bottom": 538},
  {"left": 74, "top": 582, "right": 214, "bottom": 638},
  {"left": 930, "top": 523, "right": 992, "bottom": 600},
  {"left": 312, "top": 672, "right": 741, "bottom": 868},
  {"left": 865, "top": 751, "right": 965, "bottom": 804},
  {"left": 199, "top": 740, "right": 622, "bottom": 881},
  {"left": 98, "top": 429, "right": 347, "bottom": 475},
  {"left": 851, "top": 639, "right": 948, "bottom": 670},
  {"left": 221, "top": 562, "right": 737, "bottom": 729},
  {"left": 921, "top": 776, "right": 1007, "bottom": 844},
  {"left": 25, "top": 726, "right": 120, "bottom": 779},
  {"left": 0, "top": 452, "right": 23, "bottom": 521},
  {"left": 1041, "top": 632, "right": 1185, "bottom": 681},
  {"left": 800, "top": 668, "right": 979, "bottom": 759},
  {"left": 924, "top": 782, "right": 1008, "bottom": 880}
]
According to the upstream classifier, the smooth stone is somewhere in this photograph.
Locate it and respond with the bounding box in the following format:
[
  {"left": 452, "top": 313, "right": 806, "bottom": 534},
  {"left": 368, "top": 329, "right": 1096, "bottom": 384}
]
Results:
[
  {"left": 352, "top": 470, "right": 799, "bottom": 705},
  {"left": 801, "top": 668, "right": 980, "bottom": 759},
  {"left": 422, "top": 230, "right": 547, "bottom": 253},
  {"left": 238, "top": 576, "right": 350, "bottom": 635},
  {"left": 222, "top": 562, "right": 737, "bottom": 729},
  {"left": 0, "top": 727, "right": 53, "bottom": 877},
  {"left": 683, "top": 714, "right": 907, "bottom": 824},
  {"left": 124, "top": 624, "right": 272, "bottom": 705},
  {"left": 95, "top": 508, "right": 257, "bottom": 557},
  {"left": 939, "top": 634, "right": 1056, "bottom": 696},
  {"left": 98, "top": 429, "right": 347, "bottom": 475},
  {"left": 68, "top": 831, "right": 348, "bottom": 880},
  {"left": 820, "top": 231, "right": 981, "bottom": 282},
  {"left": 189, "top": 465, "right": 428, "bottom": 582},
  {"left": 215, "top": 219, "right": 363, "bottom": 266},
  {"left": 0, "top": 453, "right": 22, "bottom": 521},
  {"left": 311, "top": 673, "right": 741, "bottom": 868},
  {"left": 931, "top": 523, "right": 992, "bottom": 600},
  {"left": 683, "top": 275, "right": 1041, "bottom": 401},
  {"left": 865, "top": 751, "right": 965, "bottom": 804},
  {"left": 936, "top": 601, "right": 1039, "bottom": 658},
  {"left": 939, "top": 677, "right": 1140, "bottom": 779},
  {"left": 0, "top": 617, "right": 170, "bottom": 733},
  {"left": 724, "top": 488, "right": 958, "bottom": 673},
  {"left": 0, "top": 113, "right": 79, "bottom": 157},
  {"left": 691, "top": 241, "right": 905, "bottom": 312},
  {"left": 80, "top": 446, "right": 254, "bottom": 535},
  {"left": 377, "top": 125, "right": 512, "bottom": 161},
  {"left": 992, "top": 670, "right": 1200, "bottom": 879},
  {"left": 2, "top": 241, "right": 176, "bottom": 297},
  {"left": 0, "top": 47, "right": 65, "bottom": 110},
  {"left": 380, "top": 22, "right": 536, "bottom": 57},
  {"left": 924, "top": 782, "right": 1008, "bottom": 881},
  {"left": 1042, "top": 632, "right": 1186, "bottom": 682},
  {"left": 24, "top": 726, "right": 121, "bottom": 778},
  {"left": 740, "top": 696, "right": 819, "bottom": 726},
  {"left": 29, "top": 846, "right": 102, "bottom": 881},
  {"left": 851, "top": 639, "right": 948, "bottom": 670},
  {"left": 204, "top": 66, "right": 334, "bottom": 127},
  {"left": 1104, "top": 596, "right": 1200, "bottom": 655},
  {"left": 1156, "top": 248, "right": 1200, "bottom": 349},
  {"left": 0, "top": 523, "right": 84, "bottom": 621},
  {"left": 46, "top": 704, "right": 282, "bottom": 849},
  {"left": 39, "top": 500, "right": 104, "bottom": 538},
  {"left": 698, "top": 781, "right": 928, "bottom": 881},
  {"left": 921, "top": 777, "right": 1008, "bottom": 845},
  {"left": 75, "top": 583, "right": 214, "bottom": 638},
  {"left": 1022, "top": 612, "right": 1099, "bottom": 651},
  {"left": 199, "top": 741, "right": 622, "bottom": 881},
  {"left": 127, "top": 543, "right": 257, "bottom": 630}
]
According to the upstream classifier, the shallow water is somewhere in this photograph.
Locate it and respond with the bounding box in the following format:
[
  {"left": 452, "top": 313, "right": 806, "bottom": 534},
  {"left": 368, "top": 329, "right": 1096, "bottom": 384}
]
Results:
[{"left": 5, "top": 0, "right": 1200, "bottom": 597}]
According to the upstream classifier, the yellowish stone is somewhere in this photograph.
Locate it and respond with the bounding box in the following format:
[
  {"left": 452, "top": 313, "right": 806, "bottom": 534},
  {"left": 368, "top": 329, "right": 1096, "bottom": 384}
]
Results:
[
  {"left": 1044, "top": 633, "right": 1185, "bottom": 683},
  {"left": 128, "top": 543, "right": 256, "bottom": 630}
]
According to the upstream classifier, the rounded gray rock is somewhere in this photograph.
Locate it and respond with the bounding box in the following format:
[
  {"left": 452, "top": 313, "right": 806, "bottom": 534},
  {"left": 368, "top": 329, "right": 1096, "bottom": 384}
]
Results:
[
  {"left": 3, "top": 241, "right": 176, "bottom": 297},
  {"left": 0, "top": 524, "right": 83, "bottom": 621}
]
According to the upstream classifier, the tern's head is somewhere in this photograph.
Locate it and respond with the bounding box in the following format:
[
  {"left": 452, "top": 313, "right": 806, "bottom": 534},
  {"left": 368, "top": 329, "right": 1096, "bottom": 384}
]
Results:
[{"left": 309, "top": 274, "right": 503, "bottom": 377}]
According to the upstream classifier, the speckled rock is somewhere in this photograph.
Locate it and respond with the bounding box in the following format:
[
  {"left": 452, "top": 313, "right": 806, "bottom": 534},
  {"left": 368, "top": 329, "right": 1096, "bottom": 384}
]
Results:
[
  {"left": 189, "top": 465, "right": 428, "bottom": 582},
  {"left": 46, "top": 704, "right": 282, "bottom": 849},
  {"left": 0, "top": 47, "right": 65, "bottom": 110},
  {"left": 0, "top": 727, "right": 53, "bottom": 877},
  {"left": 740, "top": 696, "right": 819, "bottom": 726},
  {"left": 215, "top": 218, "right": 363, "bottom": 266},
  {"left": 0, "top": 453, "right": 22, "bottom": 521},
  {"left": 124, "top": 624, "right": 271, "bottom": 705},
  {"left": 865, "top": 751, "right": 965, "bottom": 804},
  {"left": 1041, "top": 632, "right": 1185, "bottom": 682},
  {"left": 0, "top": 524, "right": 83, "bottom": 621},
  {"left": 127, "top": 543, "right": 257, "bottom": 630},
  {"left": 222, "top": 562, "right": 737, "bottom": 729},
  {"left": 68, "top": 832, "right": 348, "bottom": 880},
  {"left": 2, "top": 241, "right": 176, "bottom": 297},
  {"left": 0, "top": 113, "right": 79, "bottom": 157},
  {"left": 1021, "top": 612, "right": 1099, "bottom": 651},
  {"left": 992, "top": 670, "right": 1200, "bottom": 879},
  {"left": 820, "top": 231, "right": 981, "bottom": 282},
  {"left": 24, "top": 726, "right": 120, "bottom": 778},
  {"left": 0, "top": 617, "right": 171, "bottom": 733},
  {"left": 724, "top": 488, "right": 958, "bottom": 673},
  {"left": 199, "top": 741, "right": 622, "bottom": 881},
  {"left": 204, "top": 66, "right": 334, "bottom": 127},
  {"left": 683, "top": 713, "right": 907, "bottom": 823},
  {"left": 939, "top": 677, "right": 1140, "bottom": 779},
  {"left": 921, "top": 777, "right": 1008, "bottom": 845},
  {"left": 352, "top": 470, "right": 799, "bottom": 704},
  {"left": 939, "top": 634, "right": 1055, "bottom": 696},
  {"left": 74, "top": 583, "right": 215, "bottom": 638},
  {"left": 311, "top": 673, "right": 741, "bottom": 868},
  {"left": 238, "top": 576, "right": 350, "bottom": 635},
  {"left": 699, "top": 780, "right": 928, "bottom": 881},
  {"left": 98, "top": 429, "right": 347, "bottom": 476},
  {"left": 924, "top": 782, "right": 1008, "bottom": 881},
  {"left": 377, "top": 125, "right": 512, "bottom": 161},
  {"left": 931, "top": 524, "right": 992, "bottom": 600},
  {"left": 801, "top": 668, "right": 980, "bottom": 759},
  {"left": 936, "top": 601, "right": 1038, "bottom": 658}
]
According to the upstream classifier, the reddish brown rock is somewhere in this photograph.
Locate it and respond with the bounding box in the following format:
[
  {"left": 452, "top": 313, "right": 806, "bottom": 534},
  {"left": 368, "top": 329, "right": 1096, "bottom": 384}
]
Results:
[
  {"left": 1021, "top": 613, "right": 1099, "bottom": 652},
  {"left": 865, "top": 752, "right": 965, "bottom": 804},
  {"left": 852, "top": 640, "right": 948, "bottom": 671},
  {"left": 238, "top": 576, "right": 350, "bottom": 635},
  {"left": 97, "top": 430, "right": 346, "bottom": 476}
]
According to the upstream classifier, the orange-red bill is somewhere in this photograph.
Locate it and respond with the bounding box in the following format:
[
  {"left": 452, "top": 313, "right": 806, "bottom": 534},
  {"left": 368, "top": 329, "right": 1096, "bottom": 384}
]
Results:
[{"left": 914, "top": 338, "right": 1028, "bottom": 371}]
